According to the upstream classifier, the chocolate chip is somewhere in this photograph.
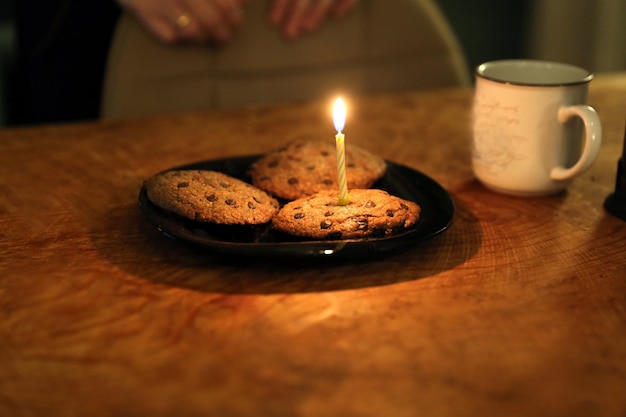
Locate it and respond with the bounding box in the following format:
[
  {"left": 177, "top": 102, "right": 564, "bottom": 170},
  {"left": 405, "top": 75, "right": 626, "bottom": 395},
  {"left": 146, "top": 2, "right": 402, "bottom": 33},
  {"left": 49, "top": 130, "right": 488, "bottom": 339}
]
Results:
[
  {"left": 306, "top": 165, "right": 315, "bottom": 171},
  {"left": 365, "top": 201, "right": 376, "bottom": 208},
  {"left": 323, "top": 179, "right": 333, "bottom": 186},
  {"left": 353, "top": 217, "right": 369, "bottom": 231},
  {"left": 248, "top": 202, "right": 256, "bottom": 209},
  {"left": 324, "top": 211, "right": 334, "bottom": 217},
  {"left": 206, "top": 194, "right": 218, "bottom": 202},
  {"left": 347, "top": 162, "right": 356, "bottom": 168},
  {"left": 294, "top": 213, "right": 305, "bottom": 219},
  {"left": 320, "top": 220, "right": 332, "bottom": 229},
  {"left": 321, "top": 151, "right": 330, "bottom": 156},
  {"left": 220, "top": 182, "right": 231, "bottom": 188},
  {"left": 386, "top": 209, "right": 395, "bottom": 217},
  {"left": 177, "top": 182, "right": 189, "bottom": 188},
  {"left": 268, "top": 160, "right": 279, "bottom": 168},
  {"left": 288, "top": 177, "right": 299, "bottom": 185},
  {"left": 400, "top": 203, "right": 409, "bottom": 210},
  {"left": 225, "top": 199, "right": 236, "bottom": 205},
  {"left": 253, "top": 196, "right": 262, "bottom": 204}
]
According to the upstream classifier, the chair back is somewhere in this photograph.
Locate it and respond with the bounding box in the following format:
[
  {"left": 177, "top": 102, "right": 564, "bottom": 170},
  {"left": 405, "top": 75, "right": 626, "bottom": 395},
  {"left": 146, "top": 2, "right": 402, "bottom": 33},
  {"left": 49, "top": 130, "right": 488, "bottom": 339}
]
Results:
[{"left": 101, "top": 0, "right": 469, "bottom": 119}]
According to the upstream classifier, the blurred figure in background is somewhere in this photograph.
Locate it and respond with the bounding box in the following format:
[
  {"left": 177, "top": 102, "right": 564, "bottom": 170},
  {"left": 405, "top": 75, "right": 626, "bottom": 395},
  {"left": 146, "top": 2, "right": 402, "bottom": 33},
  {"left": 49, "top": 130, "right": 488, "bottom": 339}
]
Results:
[
  {"left": 119, "top": 0, "right": 358, "bottom": 44},
  {"left": 8, "top": 0, "right": 358, "bottom": 126}
]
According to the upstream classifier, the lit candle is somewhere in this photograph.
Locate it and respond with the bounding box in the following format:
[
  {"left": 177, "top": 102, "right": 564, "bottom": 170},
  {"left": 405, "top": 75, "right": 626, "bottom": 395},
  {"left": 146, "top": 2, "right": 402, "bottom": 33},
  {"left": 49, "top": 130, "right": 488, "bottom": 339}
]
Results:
[{"left": 333, "top": 97, "right": 350, "bottom": 205}]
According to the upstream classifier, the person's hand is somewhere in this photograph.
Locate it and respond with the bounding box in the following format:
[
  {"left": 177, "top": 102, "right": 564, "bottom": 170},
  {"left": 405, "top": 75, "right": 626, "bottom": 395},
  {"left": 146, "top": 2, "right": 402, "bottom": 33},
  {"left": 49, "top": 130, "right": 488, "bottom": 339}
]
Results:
[
  {"left": 116, "top": 0, "right": 247, "bottom": 44},
  {"left": 269, "top": 0, "right": 359, "bottom": 39}
]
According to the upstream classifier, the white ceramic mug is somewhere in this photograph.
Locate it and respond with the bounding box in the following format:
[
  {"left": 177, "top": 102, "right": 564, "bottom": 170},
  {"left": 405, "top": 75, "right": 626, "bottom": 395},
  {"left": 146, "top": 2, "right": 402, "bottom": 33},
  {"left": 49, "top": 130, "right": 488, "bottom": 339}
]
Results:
[{"left": 472, "top": 59, "right": 602, "bottom": 196}]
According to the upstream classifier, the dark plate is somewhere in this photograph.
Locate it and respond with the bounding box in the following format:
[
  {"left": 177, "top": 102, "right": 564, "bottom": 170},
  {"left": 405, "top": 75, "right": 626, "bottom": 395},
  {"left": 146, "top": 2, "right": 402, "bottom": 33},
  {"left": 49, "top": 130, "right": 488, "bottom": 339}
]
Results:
[{"left": 138, "top": 156, "right": 455, "bottom": 259}]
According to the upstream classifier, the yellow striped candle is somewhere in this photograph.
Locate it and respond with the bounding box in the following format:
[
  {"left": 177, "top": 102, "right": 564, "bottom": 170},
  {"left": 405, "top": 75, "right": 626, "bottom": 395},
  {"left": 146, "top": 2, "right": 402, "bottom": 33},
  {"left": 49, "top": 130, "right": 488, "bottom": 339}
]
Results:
[{"left": 333, "top": 98, "right": 350, "bottom": 205}]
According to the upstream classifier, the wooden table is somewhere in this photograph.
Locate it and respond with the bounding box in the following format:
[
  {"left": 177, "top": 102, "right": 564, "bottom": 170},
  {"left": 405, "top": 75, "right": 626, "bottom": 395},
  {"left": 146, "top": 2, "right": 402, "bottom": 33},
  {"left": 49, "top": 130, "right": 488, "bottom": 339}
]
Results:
[{"left": 1, "top": 73, "right": 625, "bottom": 417}]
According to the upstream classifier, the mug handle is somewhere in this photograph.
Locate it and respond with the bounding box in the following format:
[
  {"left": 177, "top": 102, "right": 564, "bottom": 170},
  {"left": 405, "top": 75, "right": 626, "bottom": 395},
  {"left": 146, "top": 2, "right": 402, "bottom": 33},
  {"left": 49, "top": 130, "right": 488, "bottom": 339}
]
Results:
[{"left": 550, "top": 105, "right": 602, "bottom": 181}]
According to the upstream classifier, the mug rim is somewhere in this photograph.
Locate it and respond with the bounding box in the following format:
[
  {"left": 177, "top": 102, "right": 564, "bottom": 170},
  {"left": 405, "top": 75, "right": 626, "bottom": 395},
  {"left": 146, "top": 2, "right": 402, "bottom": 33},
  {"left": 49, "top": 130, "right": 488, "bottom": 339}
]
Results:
[{"left": 476, "top": 59, "right": 593, "bottom": 86}]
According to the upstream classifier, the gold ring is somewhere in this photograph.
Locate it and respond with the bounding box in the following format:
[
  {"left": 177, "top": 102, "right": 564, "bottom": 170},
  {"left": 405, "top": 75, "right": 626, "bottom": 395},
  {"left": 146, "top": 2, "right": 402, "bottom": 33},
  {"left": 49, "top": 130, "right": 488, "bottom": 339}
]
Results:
[{"left": 175, "top": 14, "right": 191, "bottom": 29}]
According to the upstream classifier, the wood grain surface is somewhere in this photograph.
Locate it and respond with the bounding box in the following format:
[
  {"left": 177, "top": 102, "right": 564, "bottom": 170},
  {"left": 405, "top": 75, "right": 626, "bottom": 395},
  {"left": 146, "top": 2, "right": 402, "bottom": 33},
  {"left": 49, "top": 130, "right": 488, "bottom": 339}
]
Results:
[{"left": 1, "top": 73, "right": 625, "bottom": 417}]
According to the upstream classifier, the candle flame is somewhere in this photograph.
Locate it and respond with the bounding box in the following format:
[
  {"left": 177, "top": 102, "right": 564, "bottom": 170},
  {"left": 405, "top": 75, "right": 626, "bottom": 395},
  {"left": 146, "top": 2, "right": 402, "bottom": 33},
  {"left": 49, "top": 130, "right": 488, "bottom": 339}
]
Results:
[{"left": 333, "top": 97, "right": 346, "bottom": 133}]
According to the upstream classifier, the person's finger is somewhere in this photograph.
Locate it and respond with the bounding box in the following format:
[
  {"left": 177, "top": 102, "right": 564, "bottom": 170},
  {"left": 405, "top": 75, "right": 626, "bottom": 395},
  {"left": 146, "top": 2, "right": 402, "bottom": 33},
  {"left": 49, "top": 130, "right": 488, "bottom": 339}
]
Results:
[
  {"left": 119, "top": 0, "right": 245, "bottom": 44},
  {"left": 173, "top": 13, "right": 214, "bottom": 43},
  {"left": 146, "top": 16, "right": 180, "bottom": 43},
  {"left": 279, "top": 0, "right": 311, "bottom": 38},
  {"left": 127, "top": 0, "right": 188, "bottom": 44},
  {"left": 269, "top": 0, "right": 290, "bottom": 27},
  {"left": 269, "top": 0, "right": 359, "bottom": 39},
  {"left": 299, "top": 0, "right": 335, "bottom": 32},
  {"left": 118, "top": 0, "right": 190, "bottom": 43},
  {"left": 181, "top": 0, "right": 241, "bottom": 43}
]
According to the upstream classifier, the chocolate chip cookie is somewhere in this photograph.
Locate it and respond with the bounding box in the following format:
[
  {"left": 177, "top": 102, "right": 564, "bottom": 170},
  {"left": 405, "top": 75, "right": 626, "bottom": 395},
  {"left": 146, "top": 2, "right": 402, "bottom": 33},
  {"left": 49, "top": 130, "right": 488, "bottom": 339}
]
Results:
[
  {"left": 145, "top": 170, "right": 279, "bottom": 225},
  {"left": 272, "top": 189, "right": 420, "bottom": 239},
  {"left": 249, "top": 139, "right": 387, "bottom": 200}
]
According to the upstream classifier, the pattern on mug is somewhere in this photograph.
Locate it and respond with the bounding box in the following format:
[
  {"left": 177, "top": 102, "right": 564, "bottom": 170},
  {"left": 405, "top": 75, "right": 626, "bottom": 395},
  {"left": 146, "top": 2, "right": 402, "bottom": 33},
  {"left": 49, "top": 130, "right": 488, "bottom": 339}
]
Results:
[{"left": 473, "top": 95, "right": 529, "bottom": 175}]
